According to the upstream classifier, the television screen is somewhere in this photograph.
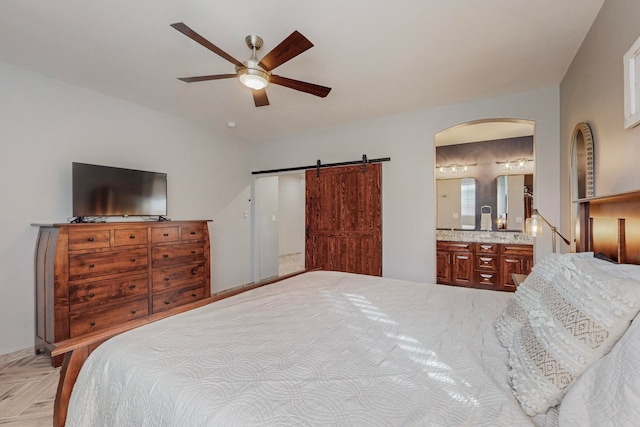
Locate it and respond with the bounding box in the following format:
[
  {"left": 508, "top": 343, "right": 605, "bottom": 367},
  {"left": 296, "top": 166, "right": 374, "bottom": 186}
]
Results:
[{"left": 72, "top": 162, "right": 167, "bottom": 217}]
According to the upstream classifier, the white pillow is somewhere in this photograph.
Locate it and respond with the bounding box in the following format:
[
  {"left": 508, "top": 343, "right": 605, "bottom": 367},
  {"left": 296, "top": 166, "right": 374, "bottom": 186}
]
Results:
[
  {"left": 558, "top": 315, "right": 640, "bottom": 426},
  {"left": 508, "top": 253, "right": 640, "bottom": 415},
  {"left": 494, "top": 254, "right": 562, "bottom": 347},
  {"left": 589, "top": 256, "right": 640, "bottom": 284},
  {"left": 494, "top": 252, "right": 593, "bottom": 348}
]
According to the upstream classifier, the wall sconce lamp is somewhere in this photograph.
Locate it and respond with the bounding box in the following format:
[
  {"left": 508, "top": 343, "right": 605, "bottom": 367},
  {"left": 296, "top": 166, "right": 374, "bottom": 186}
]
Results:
[{"left": 525, "top": 209, "right": 570, "bottom": 253}]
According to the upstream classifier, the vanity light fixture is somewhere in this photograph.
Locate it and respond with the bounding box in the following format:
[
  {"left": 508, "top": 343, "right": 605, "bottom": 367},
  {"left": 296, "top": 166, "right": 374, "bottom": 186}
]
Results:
[
  {"left": 525, "top": 209, "right": 570, "bottom": 253},
  {"left": 516, "top": 158, "right": 528, "bottom": 170},
  {"left": 435, "top": 163, "right": 476, "bottom": 175},
  {"left": 496, "top": 158, "right": 533, "bottom": 171}
]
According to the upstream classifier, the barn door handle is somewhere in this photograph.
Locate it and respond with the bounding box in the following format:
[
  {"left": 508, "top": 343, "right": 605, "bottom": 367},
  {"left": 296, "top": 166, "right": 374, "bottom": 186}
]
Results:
[{"left": 305, "top": 226, "right": 310, "bottom": 239}]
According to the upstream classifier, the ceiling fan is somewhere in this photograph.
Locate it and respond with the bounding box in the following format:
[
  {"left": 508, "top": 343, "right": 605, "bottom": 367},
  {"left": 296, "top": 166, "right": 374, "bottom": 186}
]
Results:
[{"left": 171, "top": 22, "right": 332, "bottom": 107}]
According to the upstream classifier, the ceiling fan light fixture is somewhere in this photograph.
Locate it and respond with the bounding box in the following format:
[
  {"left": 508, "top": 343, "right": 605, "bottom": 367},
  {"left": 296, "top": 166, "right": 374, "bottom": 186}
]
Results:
[{"left": 238, "top": 67, "right": 270, "bottom": 90}]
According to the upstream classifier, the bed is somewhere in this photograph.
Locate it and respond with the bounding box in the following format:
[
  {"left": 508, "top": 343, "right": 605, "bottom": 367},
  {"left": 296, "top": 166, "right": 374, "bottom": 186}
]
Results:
[{"left": 52, "top": 190, "right": 640, "bottom": 426}]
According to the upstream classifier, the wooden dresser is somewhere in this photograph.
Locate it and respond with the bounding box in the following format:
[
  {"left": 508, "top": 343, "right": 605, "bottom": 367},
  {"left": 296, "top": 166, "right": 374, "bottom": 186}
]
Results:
[
  {"left": 436, "top": 240, "right": 532, "bottom": 292},
  {"left": 34, "top": 220, "right": 210, "bottom": 366}
]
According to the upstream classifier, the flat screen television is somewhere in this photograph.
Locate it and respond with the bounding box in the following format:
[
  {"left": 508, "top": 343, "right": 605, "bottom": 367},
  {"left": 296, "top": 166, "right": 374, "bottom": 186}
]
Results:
[{"left": 72, "top": 162, "right": 167, "bottom": 218}]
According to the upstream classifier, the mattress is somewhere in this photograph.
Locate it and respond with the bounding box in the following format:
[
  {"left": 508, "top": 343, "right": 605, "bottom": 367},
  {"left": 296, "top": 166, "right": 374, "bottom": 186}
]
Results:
[{"left": 66, "top": 271, "right": 548, "bottom": 426}]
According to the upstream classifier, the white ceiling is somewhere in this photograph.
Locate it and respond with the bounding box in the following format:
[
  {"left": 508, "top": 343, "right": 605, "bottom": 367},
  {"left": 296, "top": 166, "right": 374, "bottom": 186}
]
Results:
[{"left": 0, "top": 0, "right": 604, "bottom": 143}]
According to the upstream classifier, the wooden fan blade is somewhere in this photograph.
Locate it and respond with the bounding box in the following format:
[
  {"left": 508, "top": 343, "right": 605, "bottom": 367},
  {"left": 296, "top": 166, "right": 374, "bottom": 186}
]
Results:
[
  {"left": 258, "top": 31, "right": 313, "bottom": 71},
  {"left": 270, "top": 75, "right": 331, "bottom": 98},
  {"left": 171, "top": 22, "right": 244, "bottom": 68},
  {"left": 178, "top": 74, "right": 237, "bottom": 83},
  {"left": 252, "top": 89, "right": 270, "bottom": 107}
]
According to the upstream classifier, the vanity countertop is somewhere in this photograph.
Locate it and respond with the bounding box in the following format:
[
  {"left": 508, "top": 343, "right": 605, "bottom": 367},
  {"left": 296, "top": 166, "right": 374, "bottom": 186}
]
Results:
[{"left": 436, "top": 229, "right": 533, "bottom": 245}]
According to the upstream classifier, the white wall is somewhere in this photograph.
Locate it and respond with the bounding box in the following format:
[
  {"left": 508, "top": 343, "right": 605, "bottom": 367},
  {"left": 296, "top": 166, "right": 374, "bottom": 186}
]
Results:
[
  {"left": 254, "top": 176, "right": 279, "bottom": 279},
  {"left": 0, "top": 62, "right": 253, "bottom": 355},
  {"left": 560, "top": 0, "right": 640, "bottom": 240},
  {"left": 251, "top": 87, "right": 561, "bottom": 282},
  {"left": 278, "top": 173, "right": 305, "bottom": 256}
]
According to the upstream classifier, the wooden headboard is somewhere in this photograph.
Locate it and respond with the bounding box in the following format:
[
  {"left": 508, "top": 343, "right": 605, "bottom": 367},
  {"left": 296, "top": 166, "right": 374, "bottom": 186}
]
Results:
[{"left": 576, "top": 190, "right": 640, "bottom": 265}]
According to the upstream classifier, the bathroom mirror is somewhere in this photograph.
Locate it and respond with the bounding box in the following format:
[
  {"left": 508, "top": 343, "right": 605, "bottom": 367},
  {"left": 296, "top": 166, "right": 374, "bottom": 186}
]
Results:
[
  {"left": 495, "top": 174, "right": 533, "bottom": 231},
  {"left": 436, "top": 178, "right": 476, "bottom": 229}
]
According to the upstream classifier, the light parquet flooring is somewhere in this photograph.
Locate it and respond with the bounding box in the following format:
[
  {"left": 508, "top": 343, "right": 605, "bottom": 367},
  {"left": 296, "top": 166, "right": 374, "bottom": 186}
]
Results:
[{"left": 0, "top": 348, "right": 57, "bottom": 427}]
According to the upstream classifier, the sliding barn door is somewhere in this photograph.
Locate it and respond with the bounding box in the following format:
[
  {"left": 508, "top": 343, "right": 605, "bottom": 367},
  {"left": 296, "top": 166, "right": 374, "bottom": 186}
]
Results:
[{"left": 305, "top": 163, "right": 382, "bottom": 276}]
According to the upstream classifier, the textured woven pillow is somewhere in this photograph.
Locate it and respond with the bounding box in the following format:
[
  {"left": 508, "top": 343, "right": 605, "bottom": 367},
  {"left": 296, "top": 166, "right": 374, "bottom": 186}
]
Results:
[
  {"left": 494, "top": 253, "right": 587, "bottom": 347},
  {"left": 508, "top": 254, "right": 640, "bottom": 415}
]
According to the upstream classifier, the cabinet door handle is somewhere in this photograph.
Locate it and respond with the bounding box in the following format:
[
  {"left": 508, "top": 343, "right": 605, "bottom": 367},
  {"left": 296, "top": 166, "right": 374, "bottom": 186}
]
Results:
[
  {"left": 190, "top": 231, "right": 196, "bottom": 235},
  {"left": 163, "top": 233, "right": 169, "bottom": 237},
  {"left": 191, "top": 269, "right": 197, "bottom": 275},
  {"left": 89, "top": 322, "right": 95, "bottom": 327},
  {"left": 191, "top": 250, "right": 196, "bottom": 254},
  {"left": 163, "top": 254, "right": 169, "bottom": 258},
  {"left": 129, "top": 284, "right": 136, "bottom": 289},
  {"left": 88, "top": 237, "right": 94, "bottom": 242},
  {"left": 164, "top": 277, "right": 170, "bottom": 281},
  {"left": 130, "top": 258, "right": 136, "bottom": 262},
  {"left": 191, "top": 293, "right": 197, "bottom": 297},
  {"left": 89, "top": 263, "right": 95, "bottom": 268},
  {"left": 89, "top": 292, "right": 95, "bottom": 298},
  {"left": 130, "top": 310, "right": 137, "bottom": 315},
  {"left": 164, "top": 301, "right": 170, "bottom": 305},
  {"left": 130, "top": 235, "right": 136, "bottom": 239}
]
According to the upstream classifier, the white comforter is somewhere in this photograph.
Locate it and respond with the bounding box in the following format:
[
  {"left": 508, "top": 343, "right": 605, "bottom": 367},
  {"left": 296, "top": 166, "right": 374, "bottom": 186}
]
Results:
[{"left": 67, "top": 271, "right": 547, "bottom": 426}]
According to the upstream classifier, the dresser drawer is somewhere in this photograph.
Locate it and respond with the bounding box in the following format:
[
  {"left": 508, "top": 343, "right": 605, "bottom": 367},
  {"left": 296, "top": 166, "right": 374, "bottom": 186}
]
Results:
[
  {"left": 69, "top": 248, "right": 148, "bottom": 280},
  {"left": 437, "top": 241, "right": 473, "bottom": 252},
  {"left": 476, "top": 255, "right": 498, "bottom": 271},
  {"left": 69, "top": 297, "right": 148, "bottom": 337},
  {"left": 152, "top": 243, "right": 204, "bottom": 267},
  {"left": 475, "top": 243, "right": 498, "bottom": 254},
  {"left": 68, "top": 229, "right": 111, "bottom": 251},
  {"left": 69, "top": 272, "right": 148, "bottom": 310},
  {"left": 180, "top": 225, "right": 204, "bottom": 241},
  {"left": 152, "top": 263, "right": 205, "bottom": 292},
  {"left": 152, "top": 227, "right": 179, "bottom": 243},
  {"left": 153, "top": 285, "right": 205, "bottom": 313},
  {"left": 476, "top": 271, "right": 499, "bottom": 287},
  {"left": 499, "top": 244, "right": 533, "bottom": 256},
  {"left": 114, "top": 228, "right": 148, "bottom": 247}
]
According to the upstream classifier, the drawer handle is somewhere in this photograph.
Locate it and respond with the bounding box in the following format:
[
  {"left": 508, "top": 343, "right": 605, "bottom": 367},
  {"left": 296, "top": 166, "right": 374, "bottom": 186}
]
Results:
[
  {"left": 191, "top": 269, "right": 197, "bottom": 275},
  {"left": 89, "top": 263, "right": 95, "bottom": 268},
  {"left": 191, "top": 251, "right": 196, "bottom": 254},
  {"left": 190, "top": 231, "right": 196, "bottom": 235},
  {"left": 130, "top": 235, "right": 136, "bottom": 239},
  {"left": 163, "top": 254, "right": 169, "bottom": 258},
  {"left": 164, "top": 301, "right": 170, "bottom": 305},
  {"left": 88, "top": 237, "right": 94, "bottom": 242},
  {"left": 89, "top": 292, "right": 95, "bottom": 298},
  {"left": 164, "top": 278, "right": 170, "bottom": 281},
  {"left": 131, "top": 310, "right": 137, "bottom": 315},
  {"left": 90, "top": 321, "right": 95, "bottom": 327},
  {"left": 131, "top": 258, "right": 136, "bottom": 262},
  {"left": 163, "top": 233, "right": 169, "bottom": 237},
  {"left": 191, "top": 293, "right": 197, "bottom": 297},
  {"left": 129, "top": 284, "right": 136, "bottom": 289}
]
